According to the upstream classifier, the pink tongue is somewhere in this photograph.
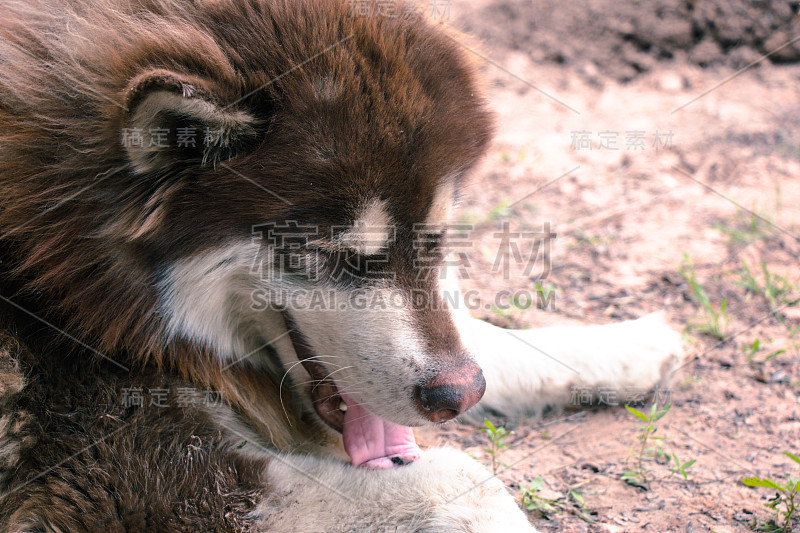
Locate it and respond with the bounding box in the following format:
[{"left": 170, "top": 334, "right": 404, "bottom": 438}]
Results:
[{"left": 340, "top": 392, "right": 422, "bottom": 469}]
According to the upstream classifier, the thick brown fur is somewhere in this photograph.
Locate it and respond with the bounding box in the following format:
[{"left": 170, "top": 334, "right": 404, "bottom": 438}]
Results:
[
  {"left": 0, "top": 0, "right": 493, "bottom": 530},
  {"left": 0, "top": 314, "right": 267, "bottom": 531}
]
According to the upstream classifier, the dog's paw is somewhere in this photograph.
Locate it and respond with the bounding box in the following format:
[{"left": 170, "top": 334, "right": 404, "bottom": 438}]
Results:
[
  {"left": 463, "top": 311, "right": 685, "bottom": 420},
  {"left": 259, "top": 448, "right": 537, "bottom": 532},
  {"left": 412, "top": 448, "right": 539, "bottom": 532},
  {"left": 583, "top": 311, "right": 685, "bottom": 392}
]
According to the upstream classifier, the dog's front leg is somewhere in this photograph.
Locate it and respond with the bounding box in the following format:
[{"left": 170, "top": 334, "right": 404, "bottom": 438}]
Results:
[
  {"left": 440, "top": 264, "right": 684, "bottom": 421},
  {"left": 455, "top": 312, "right": 685, "bottom": 422},
  {"left": 253, "top": 449, "right": 538, "bottom": 532}
]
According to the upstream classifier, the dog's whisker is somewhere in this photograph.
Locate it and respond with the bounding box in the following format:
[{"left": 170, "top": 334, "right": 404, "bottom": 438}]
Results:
[
  {"left": 317, "top": 365, "right": 352, "bottom": 382},
  {"left": 309, "top": 366, "right": 353, "bottom": 394},
  {"left": 280, "top": 354, "right": 342, "bottom": 382},
  {"left": 314, "top": 384, "right": 370, "bottom": 400},
  {"left": 279, "top": 353, "right": 345, "bottom": 425},
  {"left": 333, "top": 408, "right": 397, "bottom": 427},
  {"left": 296, "top": 354, "right": 344, "bottom": 365},
  {"left": 279, "top": 356, "right": 336, "bottom": 424}
]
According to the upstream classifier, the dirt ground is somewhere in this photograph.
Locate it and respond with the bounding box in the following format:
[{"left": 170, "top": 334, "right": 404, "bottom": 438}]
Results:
[{"left": 415, "top": 1, "right": 800, "bottom": 531}]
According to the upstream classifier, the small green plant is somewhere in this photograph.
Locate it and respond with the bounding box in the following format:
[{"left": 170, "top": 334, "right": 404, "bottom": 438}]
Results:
[
  {"left": 489, "top": 305, "right": 514, "bottom": 319},
  {"left": 738, "top": 261, "right": 799, "bottom": 313},
  {"left": 570, "top": 230, "right": 616, "bottom": 249},
  {"left": 490, "top": 290, "right": 550, "bottom": 319},
  {"left": 499, "top": 147, "right": 528, "bottom": 164},
  {"left": 487, "top": 199, "right": 512, "bottom": 221},
  {"left": 511, "top": 294, "right": 534, "bottom": 311},
  {"left": 458, "top": 198, "right": 519, "bottom": 227},
  {"left": 489, "top": 297, "right": 527, "bottom": 320},
  {"left": 521, "top": 477, "right": 560, "bottom": 516},
  {"left": 743, "top": 338, "right": 763, "bottom": 363},
  {"left": 738, "top": 262, "right": 763, "bottom": 295},
  {"left": 742, "top": 338, "right": 787, "bottom": 365},
  {"left": 521, "top": 477, "right": 596, "bottom": 524},
  {"left": 741, "top": 452, "right": 800, "bottom": 532},
  {"left": 534, "top": 281, "right": 557, "bottom": 301},
  {"left": 483, "top": 419, "right": 510, "bottom": 475},
  {"left": 457, "top": 210, "right": 480, "bottom": 224},
  {"left": 700, "top": 299, "right": 728, "bottom": 340},
  {"left": 713, "top": 205, "right": 776, "bottom": 246},
  {"left": 621, "top": 403, "right": 672, "bottom": 486},
  {"left": 762, "top": 265, "right": 798, "bottom": 312},
  {"left": 670, "top": 452, "right": 696, "bottom": 480},
  {"left": 765, "top": 349, "right": 787, "bottom": 363},
  {"left": 488, "top": 305, "right": 515, "bottom": 320},
  {"left": 714, "top": 212, "right": 766, "bottom": 245},
  {"left": 680, "top": 373, "right": 703, "bottom": 389},
  {"left": 680, "top": 255, "right": 730, "bottom": 340},
  {"left": 533, "top": 282, "right": 558, "bottom": 311}
]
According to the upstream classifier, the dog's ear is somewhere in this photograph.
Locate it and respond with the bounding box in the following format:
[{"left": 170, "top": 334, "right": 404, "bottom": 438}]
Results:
[{"left": 122, "top": 69, "right": 260, "bottom": 173}]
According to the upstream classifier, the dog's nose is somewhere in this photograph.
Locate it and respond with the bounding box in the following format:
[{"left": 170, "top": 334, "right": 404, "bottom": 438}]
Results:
[{"left": 415, "top": 364, "right": 486, "bottom": 423}]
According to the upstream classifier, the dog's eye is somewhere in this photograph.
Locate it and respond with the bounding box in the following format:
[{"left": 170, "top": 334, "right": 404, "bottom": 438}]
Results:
[
  {"left": 415, "top": 228, "right": 447, "bottom": 253},
  {"left": 412, "top": 228, "right": 448, "bottom": 271},
  {"left": 302, "top": 244, "right": 392, "bottom": 285}
]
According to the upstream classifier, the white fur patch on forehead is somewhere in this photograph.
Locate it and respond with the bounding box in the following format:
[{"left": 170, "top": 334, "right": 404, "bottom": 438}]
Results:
[
  {"left": 426, "top": 179, "right": 456, "bottom": 227},
  {"left": 336, "top": 199, "right": 393, "bottom": 255}
]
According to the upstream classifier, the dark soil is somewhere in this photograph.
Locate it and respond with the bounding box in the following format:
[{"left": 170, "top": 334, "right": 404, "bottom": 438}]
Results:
[{"left": 455, "top": 0, "right": 800, "bottom": 82}]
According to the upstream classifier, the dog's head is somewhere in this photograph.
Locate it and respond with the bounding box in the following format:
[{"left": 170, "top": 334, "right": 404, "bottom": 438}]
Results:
[{"left": 1, "top": 0, "right": 493, "bottom": 464}]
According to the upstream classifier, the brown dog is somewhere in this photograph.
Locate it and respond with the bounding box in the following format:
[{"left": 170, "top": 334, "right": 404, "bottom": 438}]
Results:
[{"left": 0, "top": 1, "right": 682, "bottom": 530}]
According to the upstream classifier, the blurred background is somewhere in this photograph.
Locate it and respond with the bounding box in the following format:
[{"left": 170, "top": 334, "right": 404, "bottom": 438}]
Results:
[{"left": 413, "top": 2, "right": 800, "bottom": 531}]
